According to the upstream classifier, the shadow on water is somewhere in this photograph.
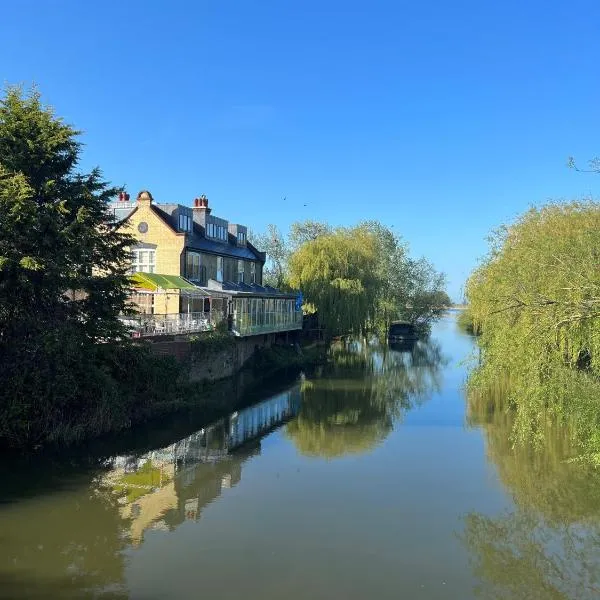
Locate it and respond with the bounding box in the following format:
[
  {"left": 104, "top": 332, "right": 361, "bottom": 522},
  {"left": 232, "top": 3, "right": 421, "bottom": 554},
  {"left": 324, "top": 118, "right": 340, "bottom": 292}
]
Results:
[
  {"left": 462, "top": 386, "right": 600, "bottom": 599},
  {"left": 285, "top": 336, "right": 447, "bottom": 459}
]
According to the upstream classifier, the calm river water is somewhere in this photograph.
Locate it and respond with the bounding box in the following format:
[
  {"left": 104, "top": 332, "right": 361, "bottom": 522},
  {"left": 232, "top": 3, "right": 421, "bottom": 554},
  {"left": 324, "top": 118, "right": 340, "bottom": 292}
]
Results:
[{"left": 2, "top": 312, "right": 600, "bottom": 599}]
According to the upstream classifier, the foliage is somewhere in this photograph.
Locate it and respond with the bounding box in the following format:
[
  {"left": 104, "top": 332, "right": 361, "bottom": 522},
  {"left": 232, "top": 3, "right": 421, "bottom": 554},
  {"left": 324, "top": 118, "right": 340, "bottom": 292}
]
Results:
[
  {"left": 189, "top": 327, "right": 235, "bottom": 359},
  {"left": 288, "top": 227, "right": 381, "bottom": 335},
  {"left": 457, "top": 307, "right": 479, "bottom": 335},
  {"left": 253, "top": 217, "right": 447, "bottom": 336},
  {"left": 288, "top": 219, "right": 332, "bottom": 249},
  {"left": 285, "top": 221, "right": 447, "bottom": 336},
  {"left": 0, "top": 85, "right": 184, "bottom": 448},
  {"left": 355, "top": 220, "right": 448, "bottom": 332},
  {"left": 249, "top": 223, "right": 288, "bottom": 288},
  {"left": 466, "top": 201, "right": 600, "bottom": 462}
]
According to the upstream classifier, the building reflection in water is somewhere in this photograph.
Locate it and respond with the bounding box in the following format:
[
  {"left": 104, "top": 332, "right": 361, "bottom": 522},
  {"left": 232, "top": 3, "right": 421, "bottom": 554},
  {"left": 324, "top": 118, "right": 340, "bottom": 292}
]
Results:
[{"left": 101, "top": 384, "right": 301, "bottom": 546}]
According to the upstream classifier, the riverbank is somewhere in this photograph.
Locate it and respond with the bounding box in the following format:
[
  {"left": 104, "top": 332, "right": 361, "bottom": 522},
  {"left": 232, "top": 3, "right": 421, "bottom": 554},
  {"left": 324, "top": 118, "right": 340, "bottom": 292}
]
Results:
[{"left": 0, "top": 338, "right": 328, "bottom": 453}]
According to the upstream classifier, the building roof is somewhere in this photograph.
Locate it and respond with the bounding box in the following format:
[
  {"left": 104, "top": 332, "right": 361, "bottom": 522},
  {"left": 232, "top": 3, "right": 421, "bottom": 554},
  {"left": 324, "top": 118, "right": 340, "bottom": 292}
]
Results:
[
  {"left": 207, "top": 280, "right": 297, "bottom": 298},
  {"left": 186, "top": 224, "right": 264, "bottom": 261},
  {"left": 131, "top": 272, "right": 201, "bottom": 292}
]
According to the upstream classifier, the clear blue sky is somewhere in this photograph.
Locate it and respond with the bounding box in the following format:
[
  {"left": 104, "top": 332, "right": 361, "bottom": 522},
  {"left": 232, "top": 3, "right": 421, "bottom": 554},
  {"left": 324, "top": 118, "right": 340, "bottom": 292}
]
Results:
[{"left": 2, "top": 0, "right": 599, "bottom": 300}]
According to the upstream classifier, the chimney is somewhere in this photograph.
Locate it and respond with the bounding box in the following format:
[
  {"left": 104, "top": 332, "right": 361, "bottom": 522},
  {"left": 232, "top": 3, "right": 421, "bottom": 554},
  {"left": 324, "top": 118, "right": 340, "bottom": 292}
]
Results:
[
  {"left": 118, "top": 192, "right": 130, "bottom": 202},
  {"left": 137, "top": 190, "right": 153, "bottom": 205},
  {"left": 192, "top": 195, "right": 211, "bottom": 226},
  {"left": 193, "top": 195, "right": 210, "bottom": 211}
]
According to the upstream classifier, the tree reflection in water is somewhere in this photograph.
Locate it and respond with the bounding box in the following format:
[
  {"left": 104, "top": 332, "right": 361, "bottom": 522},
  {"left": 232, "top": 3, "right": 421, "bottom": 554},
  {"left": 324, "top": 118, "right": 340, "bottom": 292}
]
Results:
[
  {"left": 286, "top": 337, "right": 446, "bottom": 458},
  {"left": 462, "top": 388, "right": 600, "bottom": 599}
]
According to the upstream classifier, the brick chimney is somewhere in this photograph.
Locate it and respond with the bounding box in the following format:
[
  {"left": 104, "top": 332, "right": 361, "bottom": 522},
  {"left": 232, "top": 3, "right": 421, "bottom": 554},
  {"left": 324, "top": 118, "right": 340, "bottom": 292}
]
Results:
[
  {"left": 118, "top": 192, "right": 131, "bottom": 202},
  {"left": 192, "top": 194, "right": 211, "bottom": 225},
  {"left": 193, "top": 195, "right": 210, "bottom": 212}
]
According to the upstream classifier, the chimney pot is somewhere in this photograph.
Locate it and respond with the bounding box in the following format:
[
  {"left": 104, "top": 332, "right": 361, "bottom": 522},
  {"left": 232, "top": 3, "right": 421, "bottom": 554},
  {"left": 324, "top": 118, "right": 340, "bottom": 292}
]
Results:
[
  {"left": 193, "top": 195, "right": 210, "bottom": 212},
  {"left": 125, "top": 193, "right": 130, "bottom": 202}
]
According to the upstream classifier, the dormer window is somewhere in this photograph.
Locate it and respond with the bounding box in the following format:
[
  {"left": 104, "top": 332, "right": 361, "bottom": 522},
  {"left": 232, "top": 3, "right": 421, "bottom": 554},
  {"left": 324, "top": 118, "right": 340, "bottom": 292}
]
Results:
[
  {"left": 206, "top": 222, "right": 228, "bottom": 241},
  {"left": 178, "top": 214, "right": 192, "bottom": 232},
  {"left": 237, "top": 231, "right": 246, "bottom": 245}
]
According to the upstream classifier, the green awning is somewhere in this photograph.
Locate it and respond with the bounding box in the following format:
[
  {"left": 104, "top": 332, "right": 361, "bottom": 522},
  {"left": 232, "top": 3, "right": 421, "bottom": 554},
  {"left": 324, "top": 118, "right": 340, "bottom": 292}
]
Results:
[{"left": 130, "top": 272, "right": 198, "bottom": 291}]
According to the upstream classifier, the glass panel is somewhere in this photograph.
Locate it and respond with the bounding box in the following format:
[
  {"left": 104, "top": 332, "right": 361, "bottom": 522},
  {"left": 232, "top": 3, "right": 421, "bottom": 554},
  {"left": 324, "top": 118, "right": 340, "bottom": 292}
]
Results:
[{"left": 217, "top": 257, "right": 223, "bottom": 282}]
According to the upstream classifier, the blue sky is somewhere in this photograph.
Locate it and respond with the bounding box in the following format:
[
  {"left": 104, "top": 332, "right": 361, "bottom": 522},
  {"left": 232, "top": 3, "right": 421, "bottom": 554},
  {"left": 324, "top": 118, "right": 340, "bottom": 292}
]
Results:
[{"left": 2, "top": 0, "right": 599, "bottom": 300}]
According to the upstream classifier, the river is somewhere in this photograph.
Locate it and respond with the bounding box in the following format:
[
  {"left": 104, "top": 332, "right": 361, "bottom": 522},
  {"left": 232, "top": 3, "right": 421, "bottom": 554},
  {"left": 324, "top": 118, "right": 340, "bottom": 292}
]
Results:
[{"left": 1, "top": 312, "right": 599, "bottom": 599}]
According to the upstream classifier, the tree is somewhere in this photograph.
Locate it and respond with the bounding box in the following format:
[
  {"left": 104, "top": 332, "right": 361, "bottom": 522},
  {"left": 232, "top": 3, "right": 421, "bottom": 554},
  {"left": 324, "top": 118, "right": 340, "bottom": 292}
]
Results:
[
  {"left": 249, "top": 223, "right": 288, "bottom": 288},
  {"left": 288, "top": 219, "right": 332, "bottom": 249},
  {"left": 0, "top": 86, "right": 178, "bottom": 447},
  {"left": 288, "top": 228, "right": 381, "bottom": 335},
  {"left": 466, "top": 201, "right": 600, "bottom": 463},
  {"left": 355, "top": 220, "right": 448, "bottom": 331},
  {"left": 252, "top": 219, "right": 448, "bottom": 335},
  {"left": 0, "top": 86, "right": 132, "bottom": 342}
]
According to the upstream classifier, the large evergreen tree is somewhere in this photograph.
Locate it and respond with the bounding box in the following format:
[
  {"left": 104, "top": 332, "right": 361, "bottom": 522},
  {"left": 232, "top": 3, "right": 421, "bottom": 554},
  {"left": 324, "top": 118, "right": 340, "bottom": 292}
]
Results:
[
  {"left": 0, "top": 86, "right": 132, "bottom": 342},
  {"left": 0, "top": 86, "right": 178, "bottom": 447}
]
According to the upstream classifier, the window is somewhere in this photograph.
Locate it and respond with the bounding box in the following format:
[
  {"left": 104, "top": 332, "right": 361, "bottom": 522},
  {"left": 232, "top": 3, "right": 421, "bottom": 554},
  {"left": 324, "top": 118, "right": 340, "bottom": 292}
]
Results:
[
  {"left": 179, "top": 214, "right": 192, "bottom": 232},
  {"left": 217, "top": 256, "right": 223, "bottom": 282},
  {"left": 250, "top": 262, "right": 256, "bottom": 283},
  {"left": 131, "top": 249, "right": 155, "bottom": 273},
  {"left": 186, "top": 252, "right": 202, "bottom": 282},
  {"left": 238, "top": 260, "right": 244, "bottom": 284},
  {"left": 237, "top": 231, "right": 246, "bottom": 245}
]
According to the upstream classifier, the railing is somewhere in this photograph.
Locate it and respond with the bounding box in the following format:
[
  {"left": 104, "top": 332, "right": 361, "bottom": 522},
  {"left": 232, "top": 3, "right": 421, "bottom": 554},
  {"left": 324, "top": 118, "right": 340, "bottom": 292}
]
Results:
[
  {"left": 122, "top": 312, "right": 218, "bottom": 337},
  {"left": 231, "top": 310, "right": 303, "bottom": 337}
]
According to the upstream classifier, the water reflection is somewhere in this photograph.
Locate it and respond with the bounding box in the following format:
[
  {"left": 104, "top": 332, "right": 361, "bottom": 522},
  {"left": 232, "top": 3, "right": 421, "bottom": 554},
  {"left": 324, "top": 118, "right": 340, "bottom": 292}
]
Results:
[
  {"left": 0, "top": 385, "right": 300, "bottom": 599},
  {"left": 100, "top": 384, "right": 301, "bottom": 546},
  {"left": 463, "top": 389, "right": 600, "bottom": 599},
  {"left": 285, "top": 338, "right": 446, "bottom": 459}
]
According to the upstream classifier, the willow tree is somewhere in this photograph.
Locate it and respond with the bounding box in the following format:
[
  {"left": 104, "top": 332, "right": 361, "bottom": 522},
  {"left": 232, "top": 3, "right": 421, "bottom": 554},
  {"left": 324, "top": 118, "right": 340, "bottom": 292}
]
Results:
[
  {"left": 288, "top": 227, "right": 381, "bottom": 335},
  {"left": 466, "top": 201, "right": 600, "bottom": 462}
]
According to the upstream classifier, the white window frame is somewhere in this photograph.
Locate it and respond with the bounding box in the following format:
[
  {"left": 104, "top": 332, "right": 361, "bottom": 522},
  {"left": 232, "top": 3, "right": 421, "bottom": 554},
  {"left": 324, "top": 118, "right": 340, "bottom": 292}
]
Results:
[
  {"left": 238, "top": 259, "right": 244, "bottom": 284},
  {"left": 131, "top": 249, "right": 156, "bottom": 273}
]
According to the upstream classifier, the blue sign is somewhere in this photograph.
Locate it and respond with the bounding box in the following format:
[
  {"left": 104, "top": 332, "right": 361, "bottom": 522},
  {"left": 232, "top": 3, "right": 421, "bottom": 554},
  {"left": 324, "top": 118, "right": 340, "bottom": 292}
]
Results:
[{"left": 295, "top": 291, "right": 303, "bottom": 311}]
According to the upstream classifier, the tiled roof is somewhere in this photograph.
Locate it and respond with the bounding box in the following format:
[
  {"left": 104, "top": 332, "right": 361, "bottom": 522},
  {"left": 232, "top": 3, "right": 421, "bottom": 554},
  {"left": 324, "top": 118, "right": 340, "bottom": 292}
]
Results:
[
  {"left": 110, "top": 200, "right": 266, "bottom": 262},
  {"left": 186, "top": 222, "right": 264, "bottom": 262}
]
